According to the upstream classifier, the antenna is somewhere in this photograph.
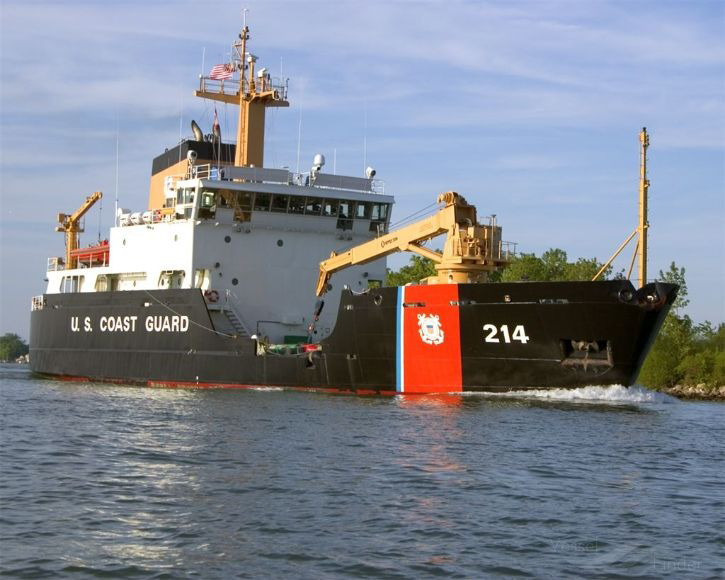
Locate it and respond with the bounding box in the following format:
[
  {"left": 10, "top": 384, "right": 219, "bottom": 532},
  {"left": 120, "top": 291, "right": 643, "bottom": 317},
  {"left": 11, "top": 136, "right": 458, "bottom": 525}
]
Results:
[
  {"left": 178, "top": 87, "right": 183, "bottom": 163},
  {"left": 333, "top": 148, "right": 337, "bottom": 175},
  {"left": 243, "top": 7, "right": 249, "bottom": 27},
  {"left": 295, "top": 96, "right": 303, "bottom": 175},
  {"left": 114, "top": 118, "right": 119, "bottom": 227},
  {"left": 363, "top": 99, "right": 368, "bottom": 175},
  {"left": 97, "top": 189, "right": 103, "bottom": 241},
  {"left": 201, "top": 46, "right": 206, "bottom": 77}
]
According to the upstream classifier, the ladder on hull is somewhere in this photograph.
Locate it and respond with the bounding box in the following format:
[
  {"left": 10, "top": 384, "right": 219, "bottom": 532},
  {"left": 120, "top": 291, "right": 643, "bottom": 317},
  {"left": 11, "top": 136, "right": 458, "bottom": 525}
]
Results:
[{"left": 224, "top": 306, "right": 250, "bottom": 338}]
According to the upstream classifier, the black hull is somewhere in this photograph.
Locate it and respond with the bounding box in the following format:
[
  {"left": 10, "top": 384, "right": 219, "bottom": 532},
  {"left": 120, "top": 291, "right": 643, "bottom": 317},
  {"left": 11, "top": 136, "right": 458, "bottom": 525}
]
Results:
[{"left": 30, "top": 281, "right": 676, "bottom": 394}]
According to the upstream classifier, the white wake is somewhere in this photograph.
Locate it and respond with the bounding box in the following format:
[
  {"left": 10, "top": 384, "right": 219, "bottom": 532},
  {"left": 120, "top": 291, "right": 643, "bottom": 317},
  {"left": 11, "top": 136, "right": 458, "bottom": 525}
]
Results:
[{"left": 469, "top": 384, "right": 677, "bottom": 404}]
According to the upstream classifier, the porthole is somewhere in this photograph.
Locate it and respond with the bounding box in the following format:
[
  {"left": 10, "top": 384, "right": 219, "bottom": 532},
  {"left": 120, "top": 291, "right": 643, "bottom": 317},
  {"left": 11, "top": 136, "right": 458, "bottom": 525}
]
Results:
[
  {"left": 277, "top": 239, "right": 284, "bottom": 247},
  {"left": 326, "top": 283, "right": 333, "bottom": 292},
  {"left": 214, "top": 262, "right": 220, "bottom": 268},
  {"left": 122, "top": 239, "right": 126, "bottom": 246},
  {"left": 373, "top": 294, "right": 383, "bottom": 306},
  {"left": 232, "top": 278, "right": 238, "bottom": 286},
  {"left": 224, "top": 235, "right": 231, "bottom": 243},
  {"left": 174, "top": 234, "right": 178, "bottom": 242}
]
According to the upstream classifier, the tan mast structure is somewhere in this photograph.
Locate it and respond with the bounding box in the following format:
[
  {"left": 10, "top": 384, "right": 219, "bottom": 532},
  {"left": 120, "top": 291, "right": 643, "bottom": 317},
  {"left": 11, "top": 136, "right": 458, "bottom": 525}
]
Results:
[
  {"left": 637, "top": 127, "right": 650, "bottom": 288},
  {"left": 56, "top": 191, "right": 102, "bottom": 270},
  {"left": 592, "top": 127, "right": 650, "bottom": 287},
  {"left": 194, "top": 25, "right": 289, "bottom": 168}
]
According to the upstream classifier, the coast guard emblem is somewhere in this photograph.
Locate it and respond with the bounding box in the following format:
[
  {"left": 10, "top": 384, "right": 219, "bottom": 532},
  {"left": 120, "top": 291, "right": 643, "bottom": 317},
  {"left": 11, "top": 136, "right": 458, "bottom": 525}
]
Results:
[{"left": 417, "top": 314, "right": 444, "bottom": 345}]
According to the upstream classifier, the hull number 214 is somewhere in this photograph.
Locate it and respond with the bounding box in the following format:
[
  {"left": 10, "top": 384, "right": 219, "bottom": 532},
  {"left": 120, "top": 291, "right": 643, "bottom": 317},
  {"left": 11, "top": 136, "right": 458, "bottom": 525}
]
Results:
[{"left": 483, "top": 324, "right": 530, "bottom": 344}]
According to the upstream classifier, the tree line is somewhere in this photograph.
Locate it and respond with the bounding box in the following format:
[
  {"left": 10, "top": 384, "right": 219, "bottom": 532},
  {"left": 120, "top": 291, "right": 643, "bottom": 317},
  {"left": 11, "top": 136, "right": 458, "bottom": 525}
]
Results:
[{"left": 0, "top": 333, "right": 29, "bottom": 362}]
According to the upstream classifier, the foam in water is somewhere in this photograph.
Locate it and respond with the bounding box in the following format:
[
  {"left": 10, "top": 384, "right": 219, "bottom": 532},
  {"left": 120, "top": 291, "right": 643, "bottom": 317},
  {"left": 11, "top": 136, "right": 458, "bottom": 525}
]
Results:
[{"left": 468, "top": 384, "right": 678, "bottom": 404}]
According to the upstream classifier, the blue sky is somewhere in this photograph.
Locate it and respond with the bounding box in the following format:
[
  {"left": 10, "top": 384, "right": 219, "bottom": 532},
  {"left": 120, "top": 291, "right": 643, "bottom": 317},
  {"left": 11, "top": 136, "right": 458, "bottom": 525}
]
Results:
[{"left": 1, "top": 0, "right": 723, "bottom": 339}]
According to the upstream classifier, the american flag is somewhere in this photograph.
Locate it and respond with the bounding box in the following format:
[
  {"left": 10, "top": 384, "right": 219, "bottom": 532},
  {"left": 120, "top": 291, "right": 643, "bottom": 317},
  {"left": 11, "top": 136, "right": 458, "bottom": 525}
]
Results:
[{"left": 209, "top": 63, "right": 234, "bottom": 80}]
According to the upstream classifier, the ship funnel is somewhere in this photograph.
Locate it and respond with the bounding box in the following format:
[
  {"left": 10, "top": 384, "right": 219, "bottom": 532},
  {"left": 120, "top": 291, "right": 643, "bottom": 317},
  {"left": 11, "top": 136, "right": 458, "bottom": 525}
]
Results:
[{"left": 191, "top": 120, "right": 204, "bottom": 142}]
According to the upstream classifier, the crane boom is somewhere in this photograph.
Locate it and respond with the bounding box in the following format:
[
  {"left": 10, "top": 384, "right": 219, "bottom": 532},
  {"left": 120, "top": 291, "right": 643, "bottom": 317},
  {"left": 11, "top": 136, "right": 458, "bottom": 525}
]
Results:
[
  {"left": 315, "top": 191, "right": 509, "bottom": 296},
  {"left": 55, "top": 191, "right": 103, "bottom": 270}
]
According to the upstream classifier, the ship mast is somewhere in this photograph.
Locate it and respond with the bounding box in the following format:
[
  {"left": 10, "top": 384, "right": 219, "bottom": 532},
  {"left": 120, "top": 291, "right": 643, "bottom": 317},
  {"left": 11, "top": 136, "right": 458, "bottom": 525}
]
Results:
[
  {"left": 637, "top": 127, "right": 649, "bottom": 288},
  {"left": 592, "top": 127, "right": 652, "bottom": 287},
  {"left": 194, "top": 24, "right": 289, "bottom": 168}
]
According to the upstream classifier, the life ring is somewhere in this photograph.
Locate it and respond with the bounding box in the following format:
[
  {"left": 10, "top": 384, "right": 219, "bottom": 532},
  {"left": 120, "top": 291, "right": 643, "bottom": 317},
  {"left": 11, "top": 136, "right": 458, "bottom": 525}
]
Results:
[{"left": 204, "top": 290, "right": 219, "bottom": 303}]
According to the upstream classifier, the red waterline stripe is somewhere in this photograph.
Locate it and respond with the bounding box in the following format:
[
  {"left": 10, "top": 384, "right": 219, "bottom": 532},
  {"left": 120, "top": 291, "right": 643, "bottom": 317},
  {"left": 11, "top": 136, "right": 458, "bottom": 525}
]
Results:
[{"left": 47, "top": 374, "right": 400, "bottom": 396}]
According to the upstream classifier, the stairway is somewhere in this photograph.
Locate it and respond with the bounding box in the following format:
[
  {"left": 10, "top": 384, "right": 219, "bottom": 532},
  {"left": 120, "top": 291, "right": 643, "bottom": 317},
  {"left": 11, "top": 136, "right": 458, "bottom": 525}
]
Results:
[{"left": 224, "top": 307, "right": 250, "bottom": 338}]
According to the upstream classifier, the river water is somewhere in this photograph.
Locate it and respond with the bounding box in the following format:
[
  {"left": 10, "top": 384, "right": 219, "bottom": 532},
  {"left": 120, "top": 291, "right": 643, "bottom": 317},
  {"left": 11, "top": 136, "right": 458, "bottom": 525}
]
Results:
[{"left": 1, "top": 364, "right": 723, "bottom": 578}]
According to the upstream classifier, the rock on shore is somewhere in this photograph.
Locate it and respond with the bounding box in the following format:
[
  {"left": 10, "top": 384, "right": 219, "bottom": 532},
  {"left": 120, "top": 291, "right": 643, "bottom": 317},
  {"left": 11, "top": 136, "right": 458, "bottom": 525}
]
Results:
[{"left": 662, "top": 383, "right": 725, "bottom": 401}]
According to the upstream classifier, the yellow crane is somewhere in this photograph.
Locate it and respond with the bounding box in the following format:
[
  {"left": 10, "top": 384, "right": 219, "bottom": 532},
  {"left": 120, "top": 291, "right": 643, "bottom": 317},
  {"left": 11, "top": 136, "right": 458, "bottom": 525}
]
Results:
[
  {"left": 315, "top": 191, "right": 510, "bottom": 296},
  {"left": 56, "top": 191, "right": 103, "bottom": 270}
]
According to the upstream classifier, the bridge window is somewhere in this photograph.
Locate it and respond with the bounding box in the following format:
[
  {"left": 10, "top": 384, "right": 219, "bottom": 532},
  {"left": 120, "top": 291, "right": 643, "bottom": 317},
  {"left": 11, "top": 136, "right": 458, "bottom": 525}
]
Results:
[
  {"left": 322, "top": 199, "right": 339, "bottom": 217},
  {"left": 254, "top": 192, "right": 271, "bottom": 211},
  {"left": 357, "top": 202, "right": 372, "bottom": 219},
  {"left": 305, "top": 197, "right": 322, "bottom": 215},
  {"left": 198, "top": 190, "right": 216, "bottom": 219},
  {"left": 288, "top": 195, "right": 305, "bottom": 214},
  {"left": 271, "top": 194, "right": 289, "bottom": 212},
  {"left": 338, "top": 200, "right": 354, "bottom": 219},
  {"left": 371, "top": 203, "right": 388, "bottom": 221}
]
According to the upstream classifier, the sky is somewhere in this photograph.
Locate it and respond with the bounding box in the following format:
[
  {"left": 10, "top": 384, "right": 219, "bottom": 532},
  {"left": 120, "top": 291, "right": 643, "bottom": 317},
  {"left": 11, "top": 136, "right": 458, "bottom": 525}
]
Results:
[{"left": 1, "top": 0, "right": 723, "bottom": 339}]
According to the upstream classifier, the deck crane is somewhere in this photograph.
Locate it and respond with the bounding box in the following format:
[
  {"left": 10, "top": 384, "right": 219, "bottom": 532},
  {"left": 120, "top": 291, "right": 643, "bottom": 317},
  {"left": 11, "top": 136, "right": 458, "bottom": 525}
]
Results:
[
  {"left": 315, "top": 191, "right": 511, "bottom": 296},
  {"left": 55, "top": 191, "right": 103, "bottom": 270}
]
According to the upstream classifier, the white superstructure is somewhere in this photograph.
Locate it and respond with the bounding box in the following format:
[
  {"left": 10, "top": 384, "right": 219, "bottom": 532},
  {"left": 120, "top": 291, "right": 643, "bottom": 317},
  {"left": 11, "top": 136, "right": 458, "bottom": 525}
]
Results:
[{"left": 44, "top": 163, "right": 393, "bottom": 343}]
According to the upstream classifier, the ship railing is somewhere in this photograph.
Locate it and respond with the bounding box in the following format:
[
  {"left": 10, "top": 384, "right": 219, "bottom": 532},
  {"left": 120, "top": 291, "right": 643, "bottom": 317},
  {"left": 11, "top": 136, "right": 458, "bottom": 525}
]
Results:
[
  {"left": 181, "top": 164, "right": 387, "bottom": 195},
  {"left": 500, "top": 241, "right": 517, "bottom": 260},
  {"left": 291, "top": 171, "right": 386, "bottom": 194},
  {"left": 47, "top": 257, "right": 64, "bottom": 271},
  {"left": 31, "top": 295, "right": 45, "bottom": 311},
  {"left": 189, "top": 164, "right": 219, "bottom": 180},
  {"left": 197, "top": 76, "right": 288, "bottom": 102}
]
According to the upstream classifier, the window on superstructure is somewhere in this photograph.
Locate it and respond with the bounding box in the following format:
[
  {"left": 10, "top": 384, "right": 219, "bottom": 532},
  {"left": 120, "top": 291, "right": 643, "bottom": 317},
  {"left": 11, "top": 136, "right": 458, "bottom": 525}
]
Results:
[
  {"left": 338, "top": 201, "right": 352, "bottom": 219},
  {"left": 254, "top": 192, "right": 271, "bottom": 211},
  {"left": 61, "top": 275, "right": 84, "bottom": 293},
  {"left": 305, "top": 197, "right": 322, "bottom": 215},
  {"left": 322, "top": 199, "right": 339, "bottom": 217},
  {"left": 271, "top": 194, "right": 289, "bottom": 213},
  {"left": 357, "top": 202, "right": 372, "bottom": 219},
  {"left": 371, "top": 203, "right": 388, "bottom": 221},
  {"left": 198, "top": 191, "right": 216, "bottom": 219},
  {"left": 288, "top": 196, "right": 305, "bottom": 214},
  {"left": 237, "top": 192, "right": 254, "bottom": 211}
]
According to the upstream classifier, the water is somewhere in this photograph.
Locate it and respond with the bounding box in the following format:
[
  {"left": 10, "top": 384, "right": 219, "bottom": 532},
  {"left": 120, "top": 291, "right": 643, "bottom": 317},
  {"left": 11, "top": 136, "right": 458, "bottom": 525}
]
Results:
[{"left": 1, "top": 364, "right": 723, "bottom": 579}]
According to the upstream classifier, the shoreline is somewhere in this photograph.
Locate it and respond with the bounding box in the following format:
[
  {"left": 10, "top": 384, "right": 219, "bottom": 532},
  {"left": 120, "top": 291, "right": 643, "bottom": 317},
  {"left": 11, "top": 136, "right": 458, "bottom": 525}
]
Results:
[{"left": 660, "top": 384, "right": 725, "bottom": 402}]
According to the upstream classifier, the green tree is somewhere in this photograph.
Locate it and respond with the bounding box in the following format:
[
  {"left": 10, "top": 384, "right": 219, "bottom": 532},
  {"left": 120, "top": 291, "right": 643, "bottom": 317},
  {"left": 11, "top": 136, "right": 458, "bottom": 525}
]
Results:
[
  {"left": 638, "top": 262, "right": 696, "bottom": 389},
  {"left": 0, "top": 333, "right": 29, "bottom": 361},
  {"left": 658, "top": 261, "right": 689, "bottom": 312},
  {"left": 386, "top": 255, "right": 437, "bottom": 286},
  {"left": 500, "top": 253, "right": 547, "bottom": 282},
  {"left": 499, "top": 248, "right": 609, "bottom": 282}
]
